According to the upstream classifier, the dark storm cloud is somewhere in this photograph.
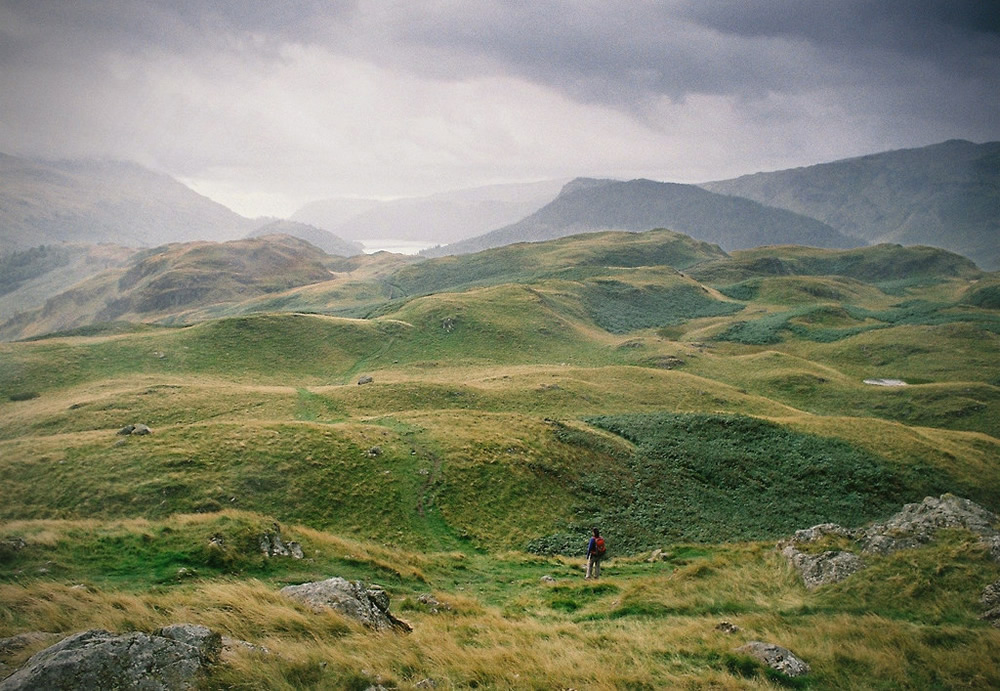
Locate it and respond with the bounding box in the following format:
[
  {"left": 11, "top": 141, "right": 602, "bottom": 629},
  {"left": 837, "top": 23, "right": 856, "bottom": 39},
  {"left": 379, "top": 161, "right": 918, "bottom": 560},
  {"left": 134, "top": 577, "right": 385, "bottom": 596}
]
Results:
[{"left": 390, "top": 0, "right": 1000, "bottom": 105}]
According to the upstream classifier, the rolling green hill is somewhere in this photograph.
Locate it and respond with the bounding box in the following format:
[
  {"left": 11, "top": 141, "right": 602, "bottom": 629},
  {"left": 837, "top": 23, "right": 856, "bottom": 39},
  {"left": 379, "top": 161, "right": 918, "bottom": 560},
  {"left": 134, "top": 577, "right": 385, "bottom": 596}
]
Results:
[{"left": 1, "top": 229, "right": 998, "bottom": 689}]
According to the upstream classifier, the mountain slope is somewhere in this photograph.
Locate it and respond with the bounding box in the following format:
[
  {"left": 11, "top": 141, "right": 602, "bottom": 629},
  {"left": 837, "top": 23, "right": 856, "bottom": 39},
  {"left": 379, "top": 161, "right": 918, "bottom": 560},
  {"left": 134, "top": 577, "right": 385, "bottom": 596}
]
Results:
[
  {"left": 702, "top": 139, "right": 1000, "bottom": 270},
  {"left": 427, "top": 178, "right": 862, "bottom": 257},
  {"left": 0, "top": 235, "right": 336, "bottom": 340},
  {"left": 0, "top": 153, "right": 253, "bottom": 252},
  {"left": 293, "top": 180, "right": 567, "bottom": 246}
]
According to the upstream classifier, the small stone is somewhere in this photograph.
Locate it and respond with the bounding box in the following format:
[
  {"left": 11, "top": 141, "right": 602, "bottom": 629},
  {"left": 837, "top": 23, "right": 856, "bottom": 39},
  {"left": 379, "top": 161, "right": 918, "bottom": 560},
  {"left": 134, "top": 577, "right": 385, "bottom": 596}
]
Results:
[
  {"left": 735, "top": 641, "right": 810, "bottom": 677},
  {"left": 715, "top": 621, "right": 740, "bottom": 634},
  {"left": 131, "top": 423, "right": 152, "bottom": 435},
  {"left": 539, "top": 575, "right": 556, "bottom": 584},
  {"left": 357, "top": 375, "right": 374, "bottom": 385}
]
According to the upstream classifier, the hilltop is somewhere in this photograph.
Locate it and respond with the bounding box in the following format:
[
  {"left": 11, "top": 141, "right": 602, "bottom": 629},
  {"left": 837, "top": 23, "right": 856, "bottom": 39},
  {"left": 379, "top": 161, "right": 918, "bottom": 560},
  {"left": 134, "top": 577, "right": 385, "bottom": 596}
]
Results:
[
  {"left": 427, "top": 178, "right": 861, "bottom": 256},
  {"left": 703, "top": 139, "right": 1000, "bottom": 270}
]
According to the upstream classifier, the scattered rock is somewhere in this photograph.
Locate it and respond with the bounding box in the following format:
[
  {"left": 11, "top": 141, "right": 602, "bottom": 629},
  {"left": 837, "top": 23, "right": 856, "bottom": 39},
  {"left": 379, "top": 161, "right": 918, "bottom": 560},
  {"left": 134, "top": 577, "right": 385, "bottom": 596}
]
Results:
[
  {"left": 790, "top": 523, "right": 856, "bottom": 544},
  {"left": 539, "top": 575, "right": 556, "bottom": 584},
  {"left": 0, "top": 625, "right": 223, "bottom": 691},
  {"left": 414, "top": 679, "right": 438, "bottom": 688},
  {"left": 257, "top": 523, "right": 304, "bottom": 559},
  {"left": 863, "top": 378, "right": 907, "bottom": 387},
  {"left": 117, "top": 423, "right": 152, "bottom": 436},
  {"left": 416, "top": 594, "right": 451, "bottom": 613},
  {"left": 219, "top": 636, "right": 272, "bottom": 663},
  {"left": 0, "top": 537, "right": 27, "bottom": 554},
  {"left": 366, "top": 446, "right": 382, "bottom": 458},
  {"left": 280, "top": 577, "right": 411, "bottom": 632},
  {"left": 357, "top": 375, "right": 374, "bottom": 385},
  {"left": 715, "top": 621, "right": 740, "bottom": 634},
  {"left": 734, "top": 641, "right": 810, "bottom": 678}
]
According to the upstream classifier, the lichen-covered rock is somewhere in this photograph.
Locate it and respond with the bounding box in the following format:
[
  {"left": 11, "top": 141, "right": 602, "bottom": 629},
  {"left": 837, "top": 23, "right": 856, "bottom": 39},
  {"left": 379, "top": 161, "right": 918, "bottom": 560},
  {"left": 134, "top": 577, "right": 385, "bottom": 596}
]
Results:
[
  {"left": 0, "top": 626, "right": 220, "bottom": 691},
  {"left": 791, "top": 523, "right": 856, "bottom": 543},
  {"left": 860, "top": 494, "right": 999, "bottom": 556},
  {"left": 280, "top": 577, "right": 411, "bottom": 632},
  {"left": 781, "top": 545, "right": 866, "bottom": 589},
  {"left": 735, "top": 641, "right": 810, "bottom": 677}
]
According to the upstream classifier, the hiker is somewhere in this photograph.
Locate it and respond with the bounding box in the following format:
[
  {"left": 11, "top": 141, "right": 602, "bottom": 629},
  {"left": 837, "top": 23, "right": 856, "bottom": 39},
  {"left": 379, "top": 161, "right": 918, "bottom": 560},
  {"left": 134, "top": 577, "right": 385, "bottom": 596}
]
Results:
[{"left": 585, "top": 527, "right": 605, "bottom": 579}]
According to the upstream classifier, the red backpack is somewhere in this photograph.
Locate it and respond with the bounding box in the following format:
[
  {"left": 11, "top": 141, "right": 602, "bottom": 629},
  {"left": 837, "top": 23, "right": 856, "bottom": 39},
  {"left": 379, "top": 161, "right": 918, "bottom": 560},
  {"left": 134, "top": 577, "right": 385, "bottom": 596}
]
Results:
[{"left": 594, "top": 536, "right": 606, "bottom": 555}]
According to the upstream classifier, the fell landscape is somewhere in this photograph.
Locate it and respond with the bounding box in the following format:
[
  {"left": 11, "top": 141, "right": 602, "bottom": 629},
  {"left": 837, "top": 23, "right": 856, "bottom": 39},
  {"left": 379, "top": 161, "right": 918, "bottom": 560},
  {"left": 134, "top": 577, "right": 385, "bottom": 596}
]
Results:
[
  {"left": 2, "top": 225, "right": 999, "bottom": 689},
  {"left": 2, "top": 3, "right": 1000, "bottom": 690}
]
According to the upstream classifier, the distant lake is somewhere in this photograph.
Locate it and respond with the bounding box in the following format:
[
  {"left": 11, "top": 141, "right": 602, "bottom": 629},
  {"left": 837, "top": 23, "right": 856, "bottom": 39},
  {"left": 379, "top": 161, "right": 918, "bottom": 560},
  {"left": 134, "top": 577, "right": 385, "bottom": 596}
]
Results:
[{"left": 362, "top": 240, "right": 434, "bottom": 255}]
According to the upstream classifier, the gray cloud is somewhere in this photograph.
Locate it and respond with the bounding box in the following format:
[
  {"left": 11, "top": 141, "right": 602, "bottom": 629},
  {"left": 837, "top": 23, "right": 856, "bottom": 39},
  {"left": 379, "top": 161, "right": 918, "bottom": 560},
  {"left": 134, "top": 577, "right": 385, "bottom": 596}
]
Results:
[{"left": 0, "top": 0, "right": 997, "bottom": 216}]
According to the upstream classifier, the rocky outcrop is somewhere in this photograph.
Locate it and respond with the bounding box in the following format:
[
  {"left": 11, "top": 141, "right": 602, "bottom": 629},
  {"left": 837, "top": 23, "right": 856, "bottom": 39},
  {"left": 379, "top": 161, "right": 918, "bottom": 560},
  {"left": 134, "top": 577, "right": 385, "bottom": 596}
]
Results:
[
  {"left": 0, "top": 625, "right": 221, "bottom": 691},
  {"left": 781, "top": 547, "right": 866, "bottom": 590},
  {"left": 781, "top": 495, "right": 1000, "bottom": 589},
  {"left": 280, "top": 577, "right": 411, "bottom": 632},
  {"left": 859, "top": 494, "right": 999, "bottom": 556},
  {"left": 734, "top": 641, "right": 810, "bottom": 677}
]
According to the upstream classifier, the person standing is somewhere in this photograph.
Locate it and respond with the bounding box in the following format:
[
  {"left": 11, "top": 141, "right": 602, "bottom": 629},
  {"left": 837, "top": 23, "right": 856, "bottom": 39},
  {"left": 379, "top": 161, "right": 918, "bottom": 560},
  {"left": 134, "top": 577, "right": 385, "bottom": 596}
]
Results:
[{"left": 586, "top": 527, "right": 605, "bottom": 579}]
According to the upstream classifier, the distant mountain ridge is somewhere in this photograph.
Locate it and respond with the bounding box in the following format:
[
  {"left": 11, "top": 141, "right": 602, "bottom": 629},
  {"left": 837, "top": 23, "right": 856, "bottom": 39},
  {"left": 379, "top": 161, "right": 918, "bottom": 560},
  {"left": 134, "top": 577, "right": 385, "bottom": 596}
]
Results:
[
  {"left": 292, "top": 179, "right": 567, "bottom": 246},
  {"left": 426, "top": 178, "right": 861, "bottom": 257},
  {"left": 702, "top": 139, "right": 1000, "bottom": 270},
  {"left": 0, "top": 154, "right": 253, "bottom": 252}
]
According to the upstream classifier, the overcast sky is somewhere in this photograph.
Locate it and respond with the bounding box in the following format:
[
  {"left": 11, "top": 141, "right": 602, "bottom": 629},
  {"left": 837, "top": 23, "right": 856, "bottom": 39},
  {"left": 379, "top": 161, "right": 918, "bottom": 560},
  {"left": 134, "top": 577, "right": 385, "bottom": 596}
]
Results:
[{"left": 1, "top": 1, "right": 998, "bottom": 217}]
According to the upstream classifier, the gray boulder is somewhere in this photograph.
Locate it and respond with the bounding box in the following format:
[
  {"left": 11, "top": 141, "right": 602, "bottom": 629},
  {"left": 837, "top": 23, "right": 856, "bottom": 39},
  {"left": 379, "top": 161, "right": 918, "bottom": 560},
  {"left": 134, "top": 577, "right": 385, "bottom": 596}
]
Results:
[
  {"left": 280, "top": 577, "right": 411, "bottom": 632},
  {"left": 781, "top": 546, "right": 866, "bottom": 590},
  {"left": 0, "top": 625, "right": 221, "bottom": 691},
  {"left": 357, "top": 375, "right": 374, "bottom": 385},
  {"left": 734, "top": 641, "right": 810, "bottom": 678}
]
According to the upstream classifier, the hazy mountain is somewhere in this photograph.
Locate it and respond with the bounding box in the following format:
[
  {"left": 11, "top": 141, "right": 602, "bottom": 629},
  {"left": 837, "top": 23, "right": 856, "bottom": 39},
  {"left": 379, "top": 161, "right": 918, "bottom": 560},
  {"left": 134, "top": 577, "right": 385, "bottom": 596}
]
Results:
[
  {"left": 0, "top": 153, "right": 253, "bottom": 253},
  {"left": 0, "top": 235, "right": 335, "bottom": 341},
  {"left": 0, "top": 243, "right": 139, "bottom": 321},
  {"left": 246, "top": 219, "right": 363, "bottom": 257},
  {"left": 292, "top": 179, "right": 567, "bottom": 246},
  {"left": 426, "top": 178, "right": 861, "bottom": 257},
  {"left": 701, "top": 139, "right": 1000, "bottom": 270}
]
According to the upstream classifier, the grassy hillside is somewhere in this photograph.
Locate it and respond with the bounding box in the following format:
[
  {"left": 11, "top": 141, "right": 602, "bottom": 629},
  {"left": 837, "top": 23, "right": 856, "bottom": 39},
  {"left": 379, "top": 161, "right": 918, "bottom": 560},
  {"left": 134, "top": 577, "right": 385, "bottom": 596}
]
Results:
[{"left": 1, "top": 229, "right": 998, "bottom": 688}]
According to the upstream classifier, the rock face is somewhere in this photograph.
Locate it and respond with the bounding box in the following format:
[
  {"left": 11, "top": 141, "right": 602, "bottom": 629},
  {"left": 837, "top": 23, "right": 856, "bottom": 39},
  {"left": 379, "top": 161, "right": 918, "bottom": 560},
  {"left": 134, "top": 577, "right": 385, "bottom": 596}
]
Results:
[
  {"left": 0, "top": 625, "right": 221, "bottom": 691},
  {"left": 280, "top": 577, "right": 411, "bottom": 632},
  {"left": 735, "top": 641, "right": 810, "bottom": 677}
]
